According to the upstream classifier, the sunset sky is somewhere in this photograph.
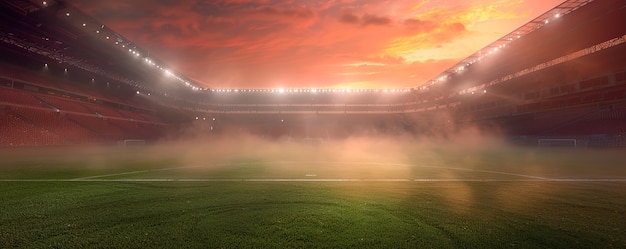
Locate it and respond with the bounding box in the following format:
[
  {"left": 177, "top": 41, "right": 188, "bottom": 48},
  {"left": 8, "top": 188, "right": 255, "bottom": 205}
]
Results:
[{"left": 71, "top": 0, "right": 564, "bottom": 89}]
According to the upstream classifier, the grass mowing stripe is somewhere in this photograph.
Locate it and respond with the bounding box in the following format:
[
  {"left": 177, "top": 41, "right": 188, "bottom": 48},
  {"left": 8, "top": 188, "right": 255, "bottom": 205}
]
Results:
[
  {"left": 69, "top": 161, "right": 553, "bottom": 181},
  {"left": 1, "top": 181, "right": 625, "bottom": 248}
]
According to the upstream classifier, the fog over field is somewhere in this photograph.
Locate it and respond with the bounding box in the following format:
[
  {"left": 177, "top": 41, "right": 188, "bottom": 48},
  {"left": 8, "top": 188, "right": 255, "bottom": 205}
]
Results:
[
  {"left": 2, "top": 118, "right": 626, "bottom": 249},
  {"left": 152, "top": 117, "right": 504, "bottom": 168}
]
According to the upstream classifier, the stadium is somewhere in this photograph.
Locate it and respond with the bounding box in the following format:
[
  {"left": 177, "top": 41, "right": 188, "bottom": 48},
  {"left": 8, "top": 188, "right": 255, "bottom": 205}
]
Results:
[{"left": 1, "top": 0, "right": 625, "bottom": 247}]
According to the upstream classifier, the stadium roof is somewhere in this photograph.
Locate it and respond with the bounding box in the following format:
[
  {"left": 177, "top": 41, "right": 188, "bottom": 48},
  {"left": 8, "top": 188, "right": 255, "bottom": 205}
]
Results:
[
  {"left": 2, "top": 0, "right": 589, "bottom": 93},
  {"left": 424, "top": 0, "right": 593, "bottom": 89}
]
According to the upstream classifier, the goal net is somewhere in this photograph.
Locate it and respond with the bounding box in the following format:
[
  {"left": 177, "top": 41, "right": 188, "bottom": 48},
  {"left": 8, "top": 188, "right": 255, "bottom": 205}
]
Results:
[{"left": 538, "top": 138, "right": 577, "bottom": 148}]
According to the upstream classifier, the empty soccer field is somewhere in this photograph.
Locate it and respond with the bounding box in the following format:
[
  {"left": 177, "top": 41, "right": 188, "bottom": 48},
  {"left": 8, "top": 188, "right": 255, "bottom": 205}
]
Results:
[{"left": 1, "top": 139, "right": 625, "bottom": 248}]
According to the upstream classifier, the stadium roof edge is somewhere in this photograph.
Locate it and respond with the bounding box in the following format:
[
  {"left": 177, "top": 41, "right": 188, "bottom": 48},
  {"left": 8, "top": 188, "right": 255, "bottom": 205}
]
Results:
[
  {"left": 423, "top": 0, "right": 594, "bottom": 88},
  {"left": 53, "top": 0, "right": 203, "bottom": 91}
]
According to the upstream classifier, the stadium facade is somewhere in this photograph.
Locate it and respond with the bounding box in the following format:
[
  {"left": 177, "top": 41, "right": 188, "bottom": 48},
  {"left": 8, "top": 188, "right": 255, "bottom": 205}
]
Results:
[{"left": 1, "top": 0, "right": 625, "bottom": 146}]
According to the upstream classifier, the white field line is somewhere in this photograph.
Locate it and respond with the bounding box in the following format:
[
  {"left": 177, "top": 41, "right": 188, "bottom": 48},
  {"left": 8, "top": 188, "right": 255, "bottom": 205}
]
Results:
[
  {"left": 69, "top": 161, "right": 551, "bottom": 181},
  {"left": 70, "top": 164, "right": 218, "bottom": 180},
  {"left": 1, "top": 161, "right": 622, "bottom": 183},
  {"left": 1, "top": 178, "right": 626, "bottom": 182}
]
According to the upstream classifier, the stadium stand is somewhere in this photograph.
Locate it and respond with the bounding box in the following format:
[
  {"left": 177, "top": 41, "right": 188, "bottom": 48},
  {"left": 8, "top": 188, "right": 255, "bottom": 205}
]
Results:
[{"left": 1, "top": 0, "right": 625, "bottom": 146}]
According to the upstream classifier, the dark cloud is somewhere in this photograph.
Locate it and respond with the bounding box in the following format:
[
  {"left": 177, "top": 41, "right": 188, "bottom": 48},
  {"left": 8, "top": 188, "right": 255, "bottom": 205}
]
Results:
[
  {"left": 339, "top": 13, "right": 391, "bottom": 27},
  {"left": 191, "top": 2, "right": 222, "bottom": 17},
  {"left": 403, "top": 18, "right": 437, "bottom": 33},
  {"left": 361, "top": 14, "right": 391, "bottom": 26},
  {"left": 339, "top": 12, "right": 359, "bottom": 24},
  {"left": 448, "top": 22, "right": 466, "bottom": 32},
  {"left": 69, "top": 0, "right": 562, "bottom": 89},
  {"left": 254, "top": 6, "right": 315, "bottom": 19}
]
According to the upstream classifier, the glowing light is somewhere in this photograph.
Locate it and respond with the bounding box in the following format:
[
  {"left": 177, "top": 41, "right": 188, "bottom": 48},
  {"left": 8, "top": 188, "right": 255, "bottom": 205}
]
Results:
[
  {"left": 65, "top": 12, "right": 70, "bottom": 17},
  {"left": 278, "top": 88, "right": 285, "bottom": 93}
]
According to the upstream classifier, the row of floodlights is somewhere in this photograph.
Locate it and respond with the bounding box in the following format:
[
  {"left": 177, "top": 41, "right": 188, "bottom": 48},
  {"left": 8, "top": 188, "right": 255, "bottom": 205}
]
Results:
[
  {"left": 61, "top": 8, "right": 201, "bottom": 91},
  {"left": 427, "top": 43, "right": 509, "bottom": 86},
  {"left": 208, "top": 89, "right": 412, "bottom": 93}
]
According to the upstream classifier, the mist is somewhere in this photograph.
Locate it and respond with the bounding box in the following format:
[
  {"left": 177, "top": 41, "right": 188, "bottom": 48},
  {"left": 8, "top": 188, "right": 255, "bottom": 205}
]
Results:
[{"left": 119, "top": 110, "right": 508, "bottom": 179}]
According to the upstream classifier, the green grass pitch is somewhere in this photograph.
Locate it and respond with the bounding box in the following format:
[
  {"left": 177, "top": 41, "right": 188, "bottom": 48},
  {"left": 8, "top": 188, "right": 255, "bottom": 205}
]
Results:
[{"left": 1, "top": 141, "right": 625, "bottom": 248}]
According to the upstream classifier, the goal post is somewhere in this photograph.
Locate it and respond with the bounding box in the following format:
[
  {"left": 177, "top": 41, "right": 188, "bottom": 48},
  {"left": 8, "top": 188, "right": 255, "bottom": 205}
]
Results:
[
  {"left": 118, "top": 139, "right": 146, "bottom": 147},
  {"left": 538, "top": 138, "right": 577, "bottom": 148}
]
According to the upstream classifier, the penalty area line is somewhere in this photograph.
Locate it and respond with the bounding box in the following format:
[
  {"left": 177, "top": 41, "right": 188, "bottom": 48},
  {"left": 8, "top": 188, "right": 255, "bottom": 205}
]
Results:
[{"left": 1, "top": 178, "right": 626, "bottom": 182}]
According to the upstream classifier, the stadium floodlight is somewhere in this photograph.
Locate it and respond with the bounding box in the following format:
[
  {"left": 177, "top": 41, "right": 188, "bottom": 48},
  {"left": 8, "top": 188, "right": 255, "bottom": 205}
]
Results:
[
  {"left": 555, "top": 13, "right": 561, "bottom": 18},
  {"left": 278, "top": 88, "right": 285, "bottom": 93},
  {"left": 82, "top": 23, "right": 86, "bottom": 27},
  {"left": 65, "top": 12, "right": 69, "bottom": 16}
]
